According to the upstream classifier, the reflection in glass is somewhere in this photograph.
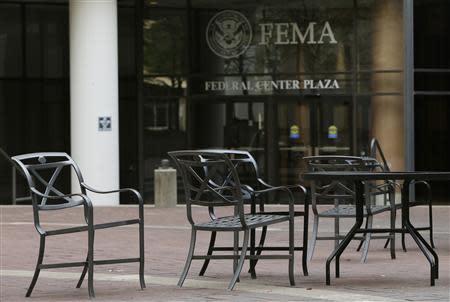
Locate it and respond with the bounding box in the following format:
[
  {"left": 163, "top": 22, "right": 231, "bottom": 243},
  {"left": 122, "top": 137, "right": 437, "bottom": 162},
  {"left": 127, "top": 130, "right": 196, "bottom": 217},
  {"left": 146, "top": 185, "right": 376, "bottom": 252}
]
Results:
[
  {"left": 0, "top": 4, "right": 22, "bottom": 77},
  {"left": 141, "top": 0, "right": 407, "bottom": 194},
  {"left": 143, "top": 14, "right": 186, "bottom": 75}
]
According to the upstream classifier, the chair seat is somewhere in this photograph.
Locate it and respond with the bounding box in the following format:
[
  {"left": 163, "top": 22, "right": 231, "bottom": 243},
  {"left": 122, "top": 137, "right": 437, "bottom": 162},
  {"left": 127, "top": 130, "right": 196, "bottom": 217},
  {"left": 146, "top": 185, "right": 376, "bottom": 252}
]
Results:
[
  {"left": 195, "top": 213, "right": 289, "bottom": 231},
  {"left": 318, "top": 205, "right": 391, "bottom": 217}
]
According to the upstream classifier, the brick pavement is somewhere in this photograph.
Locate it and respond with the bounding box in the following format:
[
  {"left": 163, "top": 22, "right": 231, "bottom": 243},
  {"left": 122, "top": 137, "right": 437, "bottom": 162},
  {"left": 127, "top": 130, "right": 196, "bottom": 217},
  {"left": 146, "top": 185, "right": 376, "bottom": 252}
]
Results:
[{"left": 1, "top": 205, "right": 449, "bottom": 302}]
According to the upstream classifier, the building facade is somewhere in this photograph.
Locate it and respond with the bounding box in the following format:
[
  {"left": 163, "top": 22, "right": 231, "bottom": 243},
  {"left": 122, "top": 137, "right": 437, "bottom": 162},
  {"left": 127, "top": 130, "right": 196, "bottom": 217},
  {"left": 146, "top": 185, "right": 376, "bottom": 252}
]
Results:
[{"left": 0, "top": 0, "right": 449, "bottom": 204}]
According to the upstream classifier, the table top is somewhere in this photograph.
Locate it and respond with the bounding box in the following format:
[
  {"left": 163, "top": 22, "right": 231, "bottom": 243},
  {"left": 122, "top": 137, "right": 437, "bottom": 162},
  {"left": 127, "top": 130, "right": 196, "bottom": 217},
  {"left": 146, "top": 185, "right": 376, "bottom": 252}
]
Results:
[{"left": 302, "top": 171, "right": 450, "bottom": 181}]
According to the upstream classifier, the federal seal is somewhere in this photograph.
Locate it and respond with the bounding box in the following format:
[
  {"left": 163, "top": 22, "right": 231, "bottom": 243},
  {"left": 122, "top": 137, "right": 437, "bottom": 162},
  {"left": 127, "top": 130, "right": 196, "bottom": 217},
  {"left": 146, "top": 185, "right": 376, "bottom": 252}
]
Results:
[{"left": 206, "top": 10, "right": 252, "bottom": 59}]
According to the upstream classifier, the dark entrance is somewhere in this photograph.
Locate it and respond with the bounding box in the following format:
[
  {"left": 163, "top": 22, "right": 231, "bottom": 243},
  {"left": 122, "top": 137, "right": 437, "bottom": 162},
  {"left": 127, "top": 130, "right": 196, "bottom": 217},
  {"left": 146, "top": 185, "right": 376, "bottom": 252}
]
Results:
[{"left": 414, "top": 0, "right": 450, "bottom": 203}]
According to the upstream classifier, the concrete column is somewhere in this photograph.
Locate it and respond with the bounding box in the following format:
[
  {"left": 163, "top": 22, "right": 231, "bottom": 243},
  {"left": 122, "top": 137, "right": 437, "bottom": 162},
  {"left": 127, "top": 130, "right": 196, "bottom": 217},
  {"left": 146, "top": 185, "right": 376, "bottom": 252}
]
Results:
[
  {"left": 69, "top": 0, "right": 119, "bottom": 205},
  {"left": 371, "top": 0, "right": 405, "bottom": 170}
]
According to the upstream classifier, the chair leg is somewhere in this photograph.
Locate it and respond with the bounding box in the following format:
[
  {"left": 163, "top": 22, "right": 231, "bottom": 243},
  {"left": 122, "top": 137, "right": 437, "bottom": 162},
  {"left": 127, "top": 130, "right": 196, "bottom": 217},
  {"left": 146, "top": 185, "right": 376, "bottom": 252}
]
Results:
[
  {"left": 334, "top": 216, "right": 340, "bottom": 250},
  {"left": 302, "top": 203, "right": 309, "bottom": 277},
  {"left": 389, "top": 206, "right": 396, "bottom": 259},
  {"left": 248, "top": 226, "right": 267, "bottom": 274},
  {"left": 401, "top": 220, "right": 407, "bottom": 252},
  {"left": 428, "top": 201, "right": 435, "bottom": 249},
  {"left": 178, "top": 229, "right": 197, "bottom": 287},
  {"left": 139, "top": 215, "right": 146, "bottom": 289},
  {"left": 307, "top": 215, "right": 319, "bottom": 261},
  {"left": 249, "top": 228, "right": 257, "bottom": 279},
  {"left": 77, "top": 230, "right": 95, "bottom": 289},
  {"left": 228, "top": 230, "right": 249, "bottom": 291},
  {"left": 356, "top": 217, "right": 369, "bottom": 252},
  {"left": 87, "top": 212, "right": 95, "bottom": 299},
  {"left": 26, "top": 235, "right": 45, "bottom": 297},
  {"left": 384, "top": 238, "right": 390, "bottom": 249},
  {"left": 289, "top": 217, "right": 295, "bottom": 286},
  {"left": 76, "top": 256, "right": 89, "bottom": 288},
  {"left": 360, "top": 215, "right": 373, "bottom": 263},
  {"left": 199, "top": 231, "right": 216, "bottom": 276},
  {"left": 233, "top": 231, "right": 239, "bottom": 282}
]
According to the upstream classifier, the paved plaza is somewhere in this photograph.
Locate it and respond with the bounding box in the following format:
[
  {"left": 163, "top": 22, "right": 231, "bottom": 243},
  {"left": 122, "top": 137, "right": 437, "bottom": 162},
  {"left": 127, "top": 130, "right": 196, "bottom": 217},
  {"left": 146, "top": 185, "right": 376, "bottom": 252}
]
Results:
[{"left": 1, "top": 205, "right": 449, "bottom": 301}]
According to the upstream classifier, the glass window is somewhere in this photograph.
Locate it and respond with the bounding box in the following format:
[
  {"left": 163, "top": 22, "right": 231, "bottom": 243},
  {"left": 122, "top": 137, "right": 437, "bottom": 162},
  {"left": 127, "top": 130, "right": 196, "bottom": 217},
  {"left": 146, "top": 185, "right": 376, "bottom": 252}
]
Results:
[
  {"left": 26, "top": 5, "right": 68, "bottom": 78},
  {"left": 119, "top": 6, "right": 136, "bottom": 76},
  {"left": 414, "top": 0, "right": 450, "bottom": 69},
  {"left": 414, "top": 0, "right": 450, "bottom": 201},
  {"left": 0, "top": 4, "right": 22, "bottom": 77},
  {"left": 141, "top": 0, "right": 408, "bottom": 199},
  {"left": 191, "top": 0, "right": 353, "bottom": 75},
  {"left": 143, "top": 11, "right": 187, "bottom": 75}
]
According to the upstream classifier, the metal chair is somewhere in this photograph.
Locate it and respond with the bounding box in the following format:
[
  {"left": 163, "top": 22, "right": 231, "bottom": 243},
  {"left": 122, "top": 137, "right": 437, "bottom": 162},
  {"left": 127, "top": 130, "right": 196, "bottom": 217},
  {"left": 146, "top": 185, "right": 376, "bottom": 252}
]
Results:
[
  {"left": 304, "top": 156, "right": 396, "bottom": 263},
  {"left": 370, "top": 138, "right": 435, "bottom": 251},
  {"left": 11, "top": 152, "right": 145, "bottom": 298},
  {"left": 194, "top": 149, "right": 308, "bottom": 280},
  {"left": 168, "top": 150, "right": 297, "bottom": 290}
]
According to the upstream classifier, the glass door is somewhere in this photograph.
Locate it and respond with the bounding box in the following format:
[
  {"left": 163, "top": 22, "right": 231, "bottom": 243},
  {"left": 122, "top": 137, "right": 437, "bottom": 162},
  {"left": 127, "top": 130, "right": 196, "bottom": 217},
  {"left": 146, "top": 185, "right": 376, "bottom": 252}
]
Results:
[
  {"left": 278, "top": 100, "right": 312, "bottom": 185},
  {"left": 313, "top": 99, "right": 352, "bottom": 156},
  {"left": 278, "top": 98, "right": 353, "bottom": 185}
]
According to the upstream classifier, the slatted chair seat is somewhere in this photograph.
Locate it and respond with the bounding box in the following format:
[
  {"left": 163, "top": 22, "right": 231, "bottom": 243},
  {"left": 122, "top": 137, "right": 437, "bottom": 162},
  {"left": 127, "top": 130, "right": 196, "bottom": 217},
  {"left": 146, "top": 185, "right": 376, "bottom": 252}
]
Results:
[
  {"left": 318, "top": 205, "right": 391, "bottom": 217},
  {"left": 196, "top": 214, "right": 289, "bottom": 231}
]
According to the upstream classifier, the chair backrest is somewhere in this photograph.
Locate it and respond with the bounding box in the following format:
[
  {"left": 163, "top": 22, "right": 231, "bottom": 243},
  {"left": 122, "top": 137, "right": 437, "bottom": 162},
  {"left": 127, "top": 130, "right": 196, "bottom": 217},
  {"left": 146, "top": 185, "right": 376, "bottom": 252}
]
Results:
[
  {"left": 304, "top": 156, "right": 365, "bottom": 208},
  {"left": 196, "top": 149, "right": 261, "bottom": 189},
  {"left": 369, "top": 138, "right": 390, "bottom": 172},
  {"left": 304, "top": 156, "right": 365, "bottom": 173},
  {"left": 11, "top": 152, "right": 86, "bottom": 210},
  {"left": 168, "top": 150, "right": 246, "bottom": 225}
]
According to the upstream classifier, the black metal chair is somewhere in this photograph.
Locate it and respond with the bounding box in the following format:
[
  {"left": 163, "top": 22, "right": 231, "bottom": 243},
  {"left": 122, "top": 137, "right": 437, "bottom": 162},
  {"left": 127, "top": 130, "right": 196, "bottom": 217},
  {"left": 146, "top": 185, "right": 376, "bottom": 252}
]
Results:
[
  {"left": 304, "top": 156, "right": 396, "bottom": 263},
  {"left": 370, "top": 138, "right": 435, "bottom": 251},
  {"left": 168, "top": 150, "right": 297, "bottom": 290},
  {"left": 194, "top": 149, "right": 309, "bottom": 280},
  {"left": 11, "top": 152, "right": 145, "bottom": 298}
]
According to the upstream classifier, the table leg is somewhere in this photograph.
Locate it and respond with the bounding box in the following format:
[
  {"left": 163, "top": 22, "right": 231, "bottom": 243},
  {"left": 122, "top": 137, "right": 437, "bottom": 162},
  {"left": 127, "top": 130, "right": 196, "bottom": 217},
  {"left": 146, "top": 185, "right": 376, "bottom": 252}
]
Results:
[
  {"left": 326, "top": 181, "right": 365, "bottom": 285},
  {"left": 249, "top": 197, "right": 257, "bottom": 279},
  {"left": 302, "top": 195, "right": 309, "bottom": 276},
  {"left": 401, "top": 181, "right": 439, "bottom": 286}
]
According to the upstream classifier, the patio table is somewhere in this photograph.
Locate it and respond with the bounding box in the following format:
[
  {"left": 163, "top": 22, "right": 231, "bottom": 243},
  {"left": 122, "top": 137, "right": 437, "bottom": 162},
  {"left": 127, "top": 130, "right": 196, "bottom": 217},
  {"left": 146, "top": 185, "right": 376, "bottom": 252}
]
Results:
[{"left": 302, "top": 171, "right": 450, "bottom": 286}]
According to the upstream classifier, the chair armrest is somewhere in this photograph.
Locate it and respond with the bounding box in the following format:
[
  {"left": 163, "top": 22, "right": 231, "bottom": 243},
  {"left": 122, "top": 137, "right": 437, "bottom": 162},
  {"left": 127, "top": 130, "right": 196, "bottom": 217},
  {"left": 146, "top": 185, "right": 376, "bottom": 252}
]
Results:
[
  {"left": 81, "top": 183, "right": 144, "bottom": 205},
  {"left": 251, "top": 185, "right": 296, "bottom": 209},
  {"left": 257, "top": 178, "right": 274, "bottom": 189},
  {"left": 31, "top": 187, "right": 92, "bottom": 210},
  {"left": 252, "top": 185, "right": 289, "bottom": 194},
  {"left": 253, "top": 184, "right": 306, "bottom": 201},
  {"left": 284, "top": 184, "right": 307, "bottom": 197},
  {"left": 30, "top": 188, "right": 93, "bottom": 235}
]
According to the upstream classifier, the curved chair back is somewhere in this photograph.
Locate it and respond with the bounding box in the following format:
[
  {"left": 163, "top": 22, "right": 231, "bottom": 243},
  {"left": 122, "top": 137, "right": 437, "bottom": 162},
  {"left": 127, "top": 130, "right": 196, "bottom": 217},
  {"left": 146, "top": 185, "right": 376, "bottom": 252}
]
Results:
[
  {"left": 304, "top": 155, "right": 365, "bottom": 173},
  {"left": 197, "top": 149, "right": 261, "bottom": 187},
  {"left": 168, "top": 150, "right": 247, "bottom": 227},
  {"left": 370, "top": 138, "right": 390, "bottom": 172},
  {"left": 304, "top": 156, "right": 365, "bottom": 212},
  {"left": 11, "top": 152, "right": 86, "bottom": 210}
]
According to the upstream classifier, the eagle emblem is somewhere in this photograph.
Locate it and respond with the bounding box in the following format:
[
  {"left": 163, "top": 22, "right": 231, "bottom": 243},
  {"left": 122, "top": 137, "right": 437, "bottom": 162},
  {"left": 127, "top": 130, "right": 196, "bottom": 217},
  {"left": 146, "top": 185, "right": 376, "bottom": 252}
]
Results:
[{"left": 206, "top": 10, "right": 252, "bottom": 59}]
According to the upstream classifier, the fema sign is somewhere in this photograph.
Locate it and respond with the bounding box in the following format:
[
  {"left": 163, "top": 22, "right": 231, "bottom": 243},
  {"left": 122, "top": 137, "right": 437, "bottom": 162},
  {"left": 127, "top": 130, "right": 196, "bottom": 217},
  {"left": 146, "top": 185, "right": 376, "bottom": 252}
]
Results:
[
  {"left": 205, "top": 10, "right": 340, "bottom": 92},
  {"left": 206, "top": 10, "right": 338, "bottom": 59}
]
